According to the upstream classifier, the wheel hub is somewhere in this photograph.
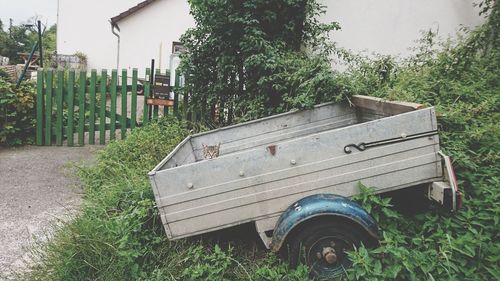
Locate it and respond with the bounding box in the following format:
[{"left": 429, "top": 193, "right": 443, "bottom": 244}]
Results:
[{"left": 307, "top": 234, "right": 355, "bottom": 278}]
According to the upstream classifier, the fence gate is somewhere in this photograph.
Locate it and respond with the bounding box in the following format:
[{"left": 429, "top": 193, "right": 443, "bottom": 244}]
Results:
[{"left": 35, "top": 68, "right": 181, "bottom": 146}]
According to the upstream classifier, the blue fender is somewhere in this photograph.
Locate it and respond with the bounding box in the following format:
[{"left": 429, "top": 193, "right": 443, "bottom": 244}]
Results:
[{"left": 270, "top": 194, "right": 379, "bottom": 252}]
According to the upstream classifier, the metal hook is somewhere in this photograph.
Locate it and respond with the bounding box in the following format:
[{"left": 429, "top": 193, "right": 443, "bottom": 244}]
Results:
[{"left": 343, "top": 143, "right": 367, "bottom": 154}]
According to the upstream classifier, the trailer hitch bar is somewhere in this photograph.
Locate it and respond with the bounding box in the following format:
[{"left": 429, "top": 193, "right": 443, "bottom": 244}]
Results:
[{"left": 344, "top": 130, "right": 438, "bottom": 154}]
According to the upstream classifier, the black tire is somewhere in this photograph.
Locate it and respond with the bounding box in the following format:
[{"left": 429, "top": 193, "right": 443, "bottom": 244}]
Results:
[{"left": 289, "top": 220, "right": 372, "bottom": 278}]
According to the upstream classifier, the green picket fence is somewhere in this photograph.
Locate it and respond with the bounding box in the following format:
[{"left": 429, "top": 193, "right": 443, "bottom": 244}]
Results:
[{"left": 35, "top": 68, "right": 179, "bottom": 146}]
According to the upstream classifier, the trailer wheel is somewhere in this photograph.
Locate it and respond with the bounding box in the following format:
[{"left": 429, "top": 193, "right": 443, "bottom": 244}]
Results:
[{"left": 289, "top": 220, "right": 371, "bottom": 278}]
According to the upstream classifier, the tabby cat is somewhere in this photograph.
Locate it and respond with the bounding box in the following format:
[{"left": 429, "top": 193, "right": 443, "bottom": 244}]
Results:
[{"left": 202, "top": 143, "right": 221, "bottom": 159}]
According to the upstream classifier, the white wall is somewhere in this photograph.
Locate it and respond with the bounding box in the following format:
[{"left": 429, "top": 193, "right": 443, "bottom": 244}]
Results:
[
  {"left": 117, "top": 0, "right": 194, "bottom": 77},
  {"left": 57, "top": 0, "right": 143, "bottom": 70},
  {"left": 319, "top": 0, "right": 484, "bottom": 59},
  {"left": 58, "top": 0, "right": 484, "bottom": 72}
]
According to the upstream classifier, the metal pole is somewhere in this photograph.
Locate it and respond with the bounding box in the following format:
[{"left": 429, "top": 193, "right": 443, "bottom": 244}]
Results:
[
  {"left": 150, "top": 59, "right": 155, "bottom": 86},
  {"left": 9, "top": 18, "right": 13, "bottom": 38},
  {"left": 16, "top": 41, "right": 39, "bottom": 88},
  {"left": 148, "top": 59, "right": 155, "bottom": 120},
  {"left": 37, "top": 20, "right": 43, "bottom": 68}
]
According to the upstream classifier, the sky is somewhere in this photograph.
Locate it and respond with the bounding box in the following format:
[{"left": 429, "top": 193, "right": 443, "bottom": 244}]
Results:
[{"left": 0, "top": 0, "right": 58, "bottom": 30}]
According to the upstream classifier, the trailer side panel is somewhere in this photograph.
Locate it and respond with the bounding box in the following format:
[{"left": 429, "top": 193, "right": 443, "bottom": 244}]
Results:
[{"left": 153, "top": 107, "right": 441, "bottom": 239}]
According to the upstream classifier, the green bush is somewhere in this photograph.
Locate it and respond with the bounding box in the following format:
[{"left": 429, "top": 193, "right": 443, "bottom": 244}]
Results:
[
  {"left": 0, "top": 78, "right": 36, "bottom": 145},
  {"left": 180, "top": 0, "right": 343, "bottom": 123},
  {"left": 341, "top": 4, "right": 499, "bottom": 280}
]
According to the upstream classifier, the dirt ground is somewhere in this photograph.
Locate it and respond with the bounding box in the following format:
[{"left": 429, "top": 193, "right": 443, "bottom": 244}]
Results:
[{"left": 0, "top": 145, "right": 101, "bottom": 280}]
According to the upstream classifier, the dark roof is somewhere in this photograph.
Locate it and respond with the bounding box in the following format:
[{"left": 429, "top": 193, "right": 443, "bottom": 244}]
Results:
[{"left": 110, "top": 0, "right": 158, "bottom": 25}]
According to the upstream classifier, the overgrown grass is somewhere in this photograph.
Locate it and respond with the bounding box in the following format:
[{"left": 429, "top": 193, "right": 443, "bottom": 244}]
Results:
[
  {"left": 27, "top": 118, "right": 191, "bottom": 280},
  {"left": 26, "top": 6, "right": 499, "bottom": 281},
  {"left": 25, "top": 118, "right": 310, "bottom": 280}
]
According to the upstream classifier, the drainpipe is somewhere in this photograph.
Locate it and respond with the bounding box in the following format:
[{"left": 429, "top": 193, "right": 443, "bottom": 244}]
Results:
[{"left": 110, "top": 21, "right": 120, "bottom": 70}]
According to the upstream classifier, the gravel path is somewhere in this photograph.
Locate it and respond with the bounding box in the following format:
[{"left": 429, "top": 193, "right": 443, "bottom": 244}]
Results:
[{"left": 0, "top": 145, "right": 101, "bottom": 280}]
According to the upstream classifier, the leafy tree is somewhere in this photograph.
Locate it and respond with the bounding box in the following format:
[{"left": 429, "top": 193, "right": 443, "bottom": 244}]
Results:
[
  {"left": 179, "top": 0, "right": 343, "bottom": 124},
  {"left": 0, "top": 18, "right": 56, "bottom": 65}
]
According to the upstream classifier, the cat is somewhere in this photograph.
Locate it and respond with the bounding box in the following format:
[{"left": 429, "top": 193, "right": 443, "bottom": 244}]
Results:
[{"left": 202, "top": 143, "right": 221, "bottom": 159}]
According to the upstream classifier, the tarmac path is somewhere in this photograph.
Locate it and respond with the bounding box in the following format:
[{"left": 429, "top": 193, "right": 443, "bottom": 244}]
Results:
[{"left": 0, "top": 145, "right": 100, "bottom": 280}]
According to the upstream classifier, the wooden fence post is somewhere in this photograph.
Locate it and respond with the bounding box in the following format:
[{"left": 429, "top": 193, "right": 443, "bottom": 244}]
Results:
[
  {"left": 121, "top": 69, "right": 127, "bottom": 139},
  {"left": 36, "top": 69, "right": 44, "bottom": 145},
  {"left": 66, "top": 70, "right": 75, "bottom": 146},
  {"left": 143, "top": 68, "right": 150, "bottom": 126},
  {"left": 110, "top": 70, "right": 117, "bottom": 141},
  {"left": 44, "top": 70, "right": 53, "bottom": 145},
  {"left": 88, "top": 70, "right": 97, "bottom": 145},
  {"left": 78, "top": 70, "right": 86, "bottom": 146},
  {"left": 131, "top": 68, "right": 137, "bottom": 130},
  {"left": 55, "top": 70, "right": 64, "bottom": 145},
  {"left": 99, "top": 69, "right": 107, "bottom": 145}
]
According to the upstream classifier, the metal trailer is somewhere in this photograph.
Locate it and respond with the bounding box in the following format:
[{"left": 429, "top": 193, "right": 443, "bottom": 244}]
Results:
[{"left": 148, "top": 95, "right": 461, "bottom": 277}]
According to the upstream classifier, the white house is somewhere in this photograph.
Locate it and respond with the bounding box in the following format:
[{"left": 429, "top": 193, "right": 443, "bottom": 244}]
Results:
[
  {"left": 57, "top": 0, "right": 143, "bottom": 71},
  {"left": 57, "top": 0, "right": 194, "bottom": 76},
  {"left": 57, "top": 0, "right": 484, "bottom": 74},
  {"left": 110, "top": 0, "right": 194, "bottom": 77}
]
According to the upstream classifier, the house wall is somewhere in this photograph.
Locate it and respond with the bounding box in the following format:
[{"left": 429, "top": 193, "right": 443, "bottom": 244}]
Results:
[
  {"left": 57, "top": 0, "right": 484, "bottom": 72},
  {"left": 320, "top": 0, "right": 484, "bottom": 62},
  {"left": 117, "top": 0, "right": 194, "bottom": 77},
  {"left": 57, "top": 0, "right": 143, "bottom": 70}
]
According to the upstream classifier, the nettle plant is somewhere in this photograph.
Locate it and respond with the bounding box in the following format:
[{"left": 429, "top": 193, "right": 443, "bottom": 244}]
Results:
[{"left": 179, "top": 0, "right": 345, "bottom": 124}]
